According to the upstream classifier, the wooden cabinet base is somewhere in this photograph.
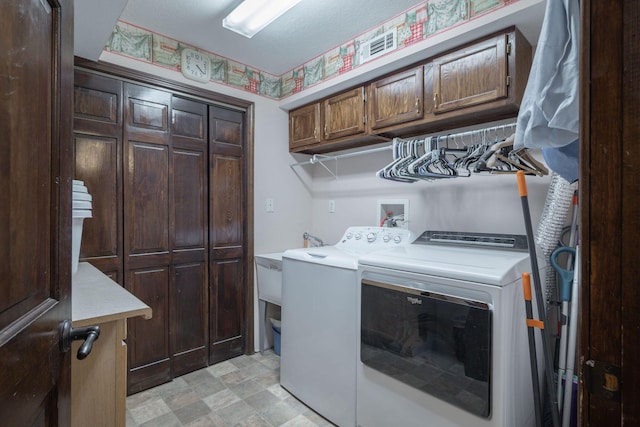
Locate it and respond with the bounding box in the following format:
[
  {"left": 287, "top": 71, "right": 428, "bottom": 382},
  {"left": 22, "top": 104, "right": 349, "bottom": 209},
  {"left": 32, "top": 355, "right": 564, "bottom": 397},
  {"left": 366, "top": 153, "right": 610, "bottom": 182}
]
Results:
[{"left": 71, "top": 320, "right": 126, "bottom": 427}]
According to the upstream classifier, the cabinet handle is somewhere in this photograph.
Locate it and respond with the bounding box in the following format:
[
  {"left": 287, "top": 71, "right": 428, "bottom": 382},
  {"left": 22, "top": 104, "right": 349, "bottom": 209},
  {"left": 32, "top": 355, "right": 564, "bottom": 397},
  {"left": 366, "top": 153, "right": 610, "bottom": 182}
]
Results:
[
  {"left": 314, "top": 128, "right": 318, "bottom": 141},
  {"left": 324, "top": 125, "right": 328, "bottom": 137},
  {"left": 415, "top": 97, "right": 421, "bottom": 114},
  {"left": 433, "top": 93, "right": 438, "bottom": 108}
]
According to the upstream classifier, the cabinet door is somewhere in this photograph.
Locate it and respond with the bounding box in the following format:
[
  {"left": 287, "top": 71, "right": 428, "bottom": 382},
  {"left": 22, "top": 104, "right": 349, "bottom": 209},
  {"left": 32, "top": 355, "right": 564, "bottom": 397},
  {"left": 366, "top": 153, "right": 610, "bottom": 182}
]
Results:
[
  {"left": 289, "top": 103, "right": 321, "bottom": 149},
  {"left": 323, "top": 87, "right": 366, "bottom": 140},
  {"left": 432, "top": 33, "right": 508, "bottom": 114},
  {"left": 170, "top": 96, "right": 208, "bottom": 376},
  {"left": 209, "top": 106, "right": 246, "bottom": 364},
  {"left": 123, "top": 83, "right": 172, "bottom": 393},
  {"left": 369, "top": 66, "right": 423, "bottom": 130},
  {"left": 74, "top": 71, "right": 123, "bottom": 283}
]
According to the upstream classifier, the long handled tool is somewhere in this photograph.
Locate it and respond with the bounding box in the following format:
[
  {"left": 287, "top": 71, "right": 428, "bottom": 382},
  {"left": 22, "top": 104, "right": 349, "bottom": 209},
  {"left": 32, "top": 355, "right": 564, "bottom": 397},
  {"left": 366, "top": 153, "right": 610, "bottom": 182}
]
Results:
[
  {"left": 516, "top": 171, "right": 561, "bottom": 427},
  {"left": 561, "top": 245, "right": 580, "bottom": 427},
  {"left": 550, "top": 246, "right": 576, "bottom": 409},
  {"left": 522, "top": 272, "right": 543, "bottom": 427}
]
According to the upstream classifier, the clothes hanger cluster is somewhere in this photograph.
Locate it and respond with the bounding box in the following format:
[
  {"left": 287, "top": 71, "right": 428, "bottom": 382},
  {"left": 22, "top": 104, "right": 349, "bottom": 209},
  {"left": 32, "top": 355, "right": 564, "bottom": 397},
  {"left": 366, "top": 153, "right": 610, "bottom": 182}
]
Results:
[{"left": 377, "top": 126, "right": 548, "bottom": 183}]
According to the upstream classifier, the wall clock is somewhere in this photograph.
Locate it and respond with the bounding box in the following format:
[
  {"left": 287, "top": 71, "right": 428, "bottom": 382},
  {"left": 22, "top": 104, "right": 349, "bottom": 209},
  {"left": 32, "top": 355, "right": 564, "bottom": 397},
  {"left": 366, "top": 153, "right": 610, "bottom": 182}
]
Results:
[{"left": 181, "top": 48, "right": 210, "bottom": 83}]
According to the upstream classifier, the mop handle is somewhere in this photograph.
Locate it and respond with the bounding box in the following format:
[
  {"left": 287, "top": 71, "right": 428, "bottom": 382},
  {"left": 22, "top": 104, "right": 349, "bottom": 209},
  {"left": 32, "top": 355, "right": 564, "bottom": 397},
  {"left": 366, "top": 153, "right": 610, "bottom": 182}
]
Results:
[
  {"left": 523, "top": 272, "right": 543, "bottom": 427},
  {"left": 516, "top": 171, "right": 561, "bottom": 427}
]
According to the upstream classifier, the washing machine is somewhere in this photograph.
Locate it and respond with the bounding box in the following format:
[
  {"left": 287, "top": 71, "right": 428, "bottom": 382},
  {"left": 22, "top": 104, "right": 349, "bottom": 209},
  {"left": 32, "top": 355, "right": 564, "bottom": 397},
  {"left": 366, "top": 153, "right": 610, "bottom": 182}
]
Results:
[
  {"left": 356, "top": 231, "right": 544, "bottom": 427},
  {"left": 280, "top": 226, "right": 412, "bottom": 427}
]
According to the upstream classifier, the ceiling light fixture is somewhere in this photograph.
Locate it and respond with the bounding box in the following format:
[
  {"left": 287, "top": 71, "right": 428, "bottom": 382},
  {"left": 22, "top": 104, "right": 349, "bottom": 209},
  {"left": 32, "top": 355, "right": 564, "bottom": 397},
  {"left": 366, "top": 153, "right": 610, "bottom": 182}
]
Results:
[{"left": 223, "top": 0, "right": 303, "bottom": 38}]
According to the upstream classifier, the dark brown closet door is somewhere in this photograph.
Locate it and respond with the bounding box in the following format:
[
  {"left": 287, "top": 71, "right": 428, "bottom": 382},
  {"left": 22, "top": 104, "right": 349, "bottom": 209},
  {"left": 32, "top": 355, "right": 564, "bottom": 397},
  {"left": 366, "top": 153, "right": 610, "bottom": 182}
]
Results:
[
  {"left": 124, "top": 83, "right": 172, "bottom": 393},
  {"left": 170, "top": 96, "right": 209, "bottom": 376},
  {"left": 209, "top": 106, "right": 247, "bottom": 364},
  {"left": 74, "top": 70, "right": 124, "bottom": 283}
]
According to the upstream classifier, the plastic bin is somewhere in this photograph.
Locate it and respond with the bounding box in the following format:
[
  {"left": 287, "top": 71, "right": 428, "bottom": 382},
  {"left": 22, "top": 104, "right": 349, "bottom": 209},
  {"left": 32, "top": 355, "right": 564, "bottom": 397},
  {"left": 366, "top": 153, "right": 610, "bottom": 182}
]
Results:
[{"left": 270, "top": 318, "right": 281, "bottom": 356}]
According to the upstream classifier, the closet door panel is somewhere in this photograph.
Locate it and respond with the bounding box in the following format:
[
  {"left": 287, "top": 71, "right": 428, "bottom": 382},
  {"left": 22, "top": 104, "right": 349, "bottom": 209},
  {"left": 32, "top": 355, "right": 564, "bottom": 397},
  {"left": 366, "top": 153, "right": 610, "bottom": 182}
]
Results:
[
  {"left": 126, "top": 142, "right": 170, "bottom": 258},
  {"left": 209, "top": 105, "right": 247, "bottom": 364},
  {"left": 173, "top": 149, "right": 206, "bottom": 250},
  {"left": 75, "top": 135, "right": 119, "bottom": 255},
  {"left": 209, "top": 258, "right": 244, "bottom": 364},
  {"left": 170, "top": 97, "right": 209, "bottom": 376},
  {"left": 171, "top": 262, "right": 208, "bottom": 376},
  {"left": 210, "top": 156, "right": 242, "bottom": 247},
  {"left": 126, "top": 266, "right": 171, "bottom": 394},
  {"left": 73, "top": 70, "right": 123, "bottom": 283}
]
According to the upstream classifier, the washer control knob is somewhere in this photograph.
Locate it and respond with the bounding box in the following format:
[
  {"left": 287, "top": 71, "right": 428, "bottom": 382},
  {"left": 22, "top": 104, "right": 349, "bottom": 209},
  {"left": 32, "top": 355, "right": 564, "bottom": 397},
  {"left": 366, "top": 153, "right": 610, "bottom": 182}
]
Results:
[
  {"left": 367, "top": 232, "right": 377, "bottom": 243},
  {"left": 355, "top": 233, "right": 362, "bottom": 240},
  {"left": 383, "top": 234, "right": 391, "bottom": 243},
  {"left": 394, "top": 235, "right": 403, "bottom": 244},
  {"left": 345, "top": 232, "right": 353, "bottom": 240}
]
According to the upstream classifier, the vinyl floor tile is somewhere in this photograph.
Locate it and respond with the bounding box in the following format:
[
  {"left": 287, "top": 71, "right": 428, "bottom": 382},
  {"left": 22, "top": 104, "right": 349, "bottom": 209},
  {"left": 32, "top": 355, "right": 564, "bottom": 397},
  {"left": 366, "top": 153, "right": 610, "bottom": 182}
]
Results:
[{"left": 126, "top": 350, "right": 336, "bottom": 427}]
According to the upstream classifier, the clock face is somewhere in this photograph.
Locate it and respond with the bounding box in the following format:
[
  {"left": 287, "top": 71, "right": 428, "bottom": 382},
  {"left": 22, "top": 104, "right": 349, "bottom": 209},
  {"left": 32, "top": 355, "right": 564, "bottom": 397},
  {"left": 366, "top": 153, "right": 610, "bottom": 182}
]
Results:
[{"left": 181, "top": 48, "right": 210, "bottom": 83}]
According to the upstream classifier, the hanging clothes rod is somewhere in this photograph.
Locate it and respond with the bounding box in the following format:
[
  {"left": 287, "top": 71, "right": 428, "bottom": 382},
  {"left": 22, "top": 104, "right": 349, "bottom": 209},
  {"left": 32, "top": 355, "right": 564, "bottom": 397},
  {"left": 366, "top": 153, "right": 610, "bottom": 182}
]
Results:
[
  {"left": 289, "top": 122, "right": 518, "bottom": 178},
  {"left": 290, "top": 145, "right": 393, "bottom": 179},
  {"left": 290, "top": 145, "right": 393, "bottom": 168}
]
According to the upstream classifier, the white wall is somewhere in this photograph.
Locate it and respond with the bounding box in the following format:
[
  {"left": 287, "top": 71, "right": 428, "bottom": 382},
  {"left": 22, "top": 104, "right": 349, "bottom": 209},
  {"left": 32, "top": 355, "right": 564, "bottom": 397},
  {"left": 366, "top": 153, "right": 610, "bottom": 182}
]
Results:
[
  {"left": 99, "top": 52, "right": 553, "bottom": 355},
  {"left": 303, "top": 145, "right": 551, "bottom": 245}
]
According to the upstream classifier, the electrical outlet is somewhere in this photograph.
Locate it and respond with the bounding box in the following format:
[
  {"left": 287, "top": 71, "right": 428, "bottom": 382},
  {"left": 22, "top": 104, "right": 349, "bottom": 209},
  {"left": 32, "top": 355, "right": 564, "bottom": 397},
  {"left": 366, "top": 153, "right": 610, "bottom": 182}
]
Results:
[
  {"left": 329, "top": 200, "right": 336, "bottom": 213},
  {"left": 266, "top": 198, "right": 275, "bottom": 212}
]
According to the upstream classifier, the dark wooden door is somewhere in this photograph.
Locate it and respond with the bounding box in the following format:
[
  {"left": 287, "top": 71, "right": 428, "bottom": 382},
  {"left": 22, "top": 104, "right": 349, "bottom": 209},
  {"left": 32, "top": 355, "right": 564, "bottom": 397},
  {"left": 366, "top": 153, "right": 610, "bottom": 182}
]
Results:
[
  {"left": 0, "top": 0, "right": 73, "bottom": 425},
  {"left": 170, "top": 96, "right": 209, "bottom": 376},
  {"left": 74, "top": 71, "right": 124, "bottom": 283},
  {"left": 579, "top": 0, "right": 640, "bottom": 425},
  {"left": 123, "top": 83, "right": 173, "bottom": 393},
  {"left": 209, "top": 106, "right": 247, "bottom": 364}
]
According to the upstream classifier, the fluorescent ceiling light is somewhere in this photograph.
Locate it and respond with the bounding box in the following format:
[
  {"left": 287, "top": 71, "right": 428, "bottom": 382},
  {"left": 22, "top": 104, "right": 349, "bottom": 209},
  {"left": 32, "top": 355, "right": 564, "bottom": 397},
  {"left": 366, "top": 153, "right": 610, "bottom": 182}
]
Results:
[{"left": 223, "top": 0, "right": 303, "bottom": 38}]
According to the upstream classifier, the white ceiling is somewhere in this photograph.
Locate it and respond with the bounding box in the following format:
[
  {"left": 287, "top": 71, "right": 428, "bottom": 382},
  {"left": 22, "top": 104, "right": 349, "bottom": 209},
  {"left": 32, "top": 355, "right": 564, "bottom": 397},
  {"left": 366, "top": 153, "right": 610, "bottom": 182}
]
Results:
[{"left": 75, "top": 0, "right": 424, "bottom": 75}]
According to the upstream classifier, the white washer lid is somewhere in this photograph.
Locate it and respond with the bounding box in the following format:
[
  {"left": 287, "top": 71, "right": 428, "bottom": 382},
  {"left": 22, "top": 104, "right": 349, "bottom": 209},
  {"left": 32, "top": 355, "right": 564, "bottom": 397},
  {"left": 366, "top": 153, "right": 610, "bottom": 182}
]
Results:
[{"left": 283, "top": 246, "right": 360, "bottom": 270}]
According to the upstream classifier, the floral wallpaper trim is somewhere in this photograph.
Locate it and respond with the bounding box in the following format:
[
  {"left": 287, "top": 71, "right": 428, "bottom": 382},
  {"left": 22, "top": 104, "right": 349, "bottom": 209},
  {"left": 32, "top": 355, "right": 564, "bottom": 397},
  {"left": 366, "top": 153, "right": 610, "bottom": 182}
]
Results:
[{"left": 104, "top": 0, "right": 517, "bottom": 100}]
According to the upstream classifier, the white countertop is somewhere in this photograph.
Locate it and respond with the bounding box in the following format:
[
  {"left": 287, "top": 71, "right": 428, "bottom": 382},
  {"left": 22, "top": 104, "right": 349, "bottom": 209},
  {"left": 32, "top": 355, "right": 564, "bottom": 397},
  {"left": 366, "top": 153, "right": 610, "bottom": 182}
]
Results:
[{"left": 72, "top": 262, "right": 152, "bottom": 327}]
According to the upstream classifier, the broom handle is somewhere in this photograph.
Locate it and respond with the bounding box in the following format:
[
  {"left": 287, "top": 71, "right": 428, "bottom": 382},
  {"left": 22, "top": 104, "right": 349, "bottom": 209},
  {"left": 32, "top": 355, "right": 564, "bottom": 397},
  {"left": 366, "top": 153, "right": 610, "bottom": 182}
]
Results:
[
  {"left": 523, "top": 273, "right": 543, "bottom": 427},
  {"left": 517, "top": 171, "right": 561, "bottom": 427}
]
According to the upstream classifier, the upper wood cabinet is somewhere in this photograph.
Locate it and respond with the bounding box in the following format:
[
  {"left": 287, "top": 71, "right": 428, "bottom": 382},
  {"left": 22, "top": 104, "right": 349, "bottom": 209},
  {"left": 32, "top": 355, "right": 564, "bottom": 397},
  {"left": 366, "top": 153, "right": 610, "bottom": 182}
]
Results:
[
  {"left": 368, "top": 66, "right": 424, "bottom": 130},
  {"left": 289, "top": 27, "right": 532, "bottom": 152},
  {"left": 289, "top": 87, "right": 384, "bottom": 153},
  {"left": 431, "top": 33, "right": 508, "bottom": 114},
  {"left": 289, "top": 103, "right": 321, "bottom": 149},
  {"left": 324, "top": 87, "right": 367, "bottom": 139},
  {"left": 382, "top": 27, "right": 532, "bottom": 137}
]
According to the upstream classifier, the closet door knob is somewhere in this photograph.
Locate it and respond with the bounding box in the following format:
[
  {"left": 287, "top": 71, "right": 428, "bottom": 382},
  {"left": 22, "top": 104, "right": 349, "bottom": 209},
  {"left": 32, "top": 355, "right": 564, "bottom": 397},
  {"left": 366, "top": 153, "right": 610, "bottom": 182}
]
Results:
[{"left": 59, "top": 320, "right": 100, "bottom": 360}]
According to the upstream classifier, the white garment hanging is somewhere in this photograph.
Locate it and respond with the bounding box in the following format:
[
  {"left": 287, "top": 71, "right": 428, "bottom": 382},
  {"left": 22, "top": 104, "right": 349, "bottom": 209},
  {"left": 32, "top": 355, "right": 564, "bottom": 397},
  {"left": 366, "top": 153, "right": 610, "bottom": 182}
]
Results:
[{"left": 515, "top": 0, "right": 580, "bottom": 150}]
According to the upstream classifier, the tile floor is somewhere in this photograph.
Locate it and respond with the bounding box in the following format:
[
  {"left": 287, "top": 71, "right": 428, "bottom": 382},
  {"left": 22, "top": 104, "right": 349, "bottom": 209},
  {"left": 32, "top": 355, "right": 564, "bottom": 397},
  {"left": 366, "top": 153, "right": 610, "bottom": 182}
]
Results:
[{"left": 126, "top": 350, "right": 336, "bottom": 427}]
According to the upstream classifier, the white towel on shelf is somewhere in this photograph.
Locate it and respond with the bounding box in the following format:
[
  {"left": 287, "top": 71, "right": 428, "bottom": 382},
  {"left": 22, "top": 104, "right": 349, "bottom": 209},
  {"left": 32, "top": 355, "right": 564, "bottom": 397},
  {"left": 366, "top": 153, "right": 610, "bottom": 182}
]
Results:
[{"left": 515, "top": 0, "right": 580, "bottom": 150}]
